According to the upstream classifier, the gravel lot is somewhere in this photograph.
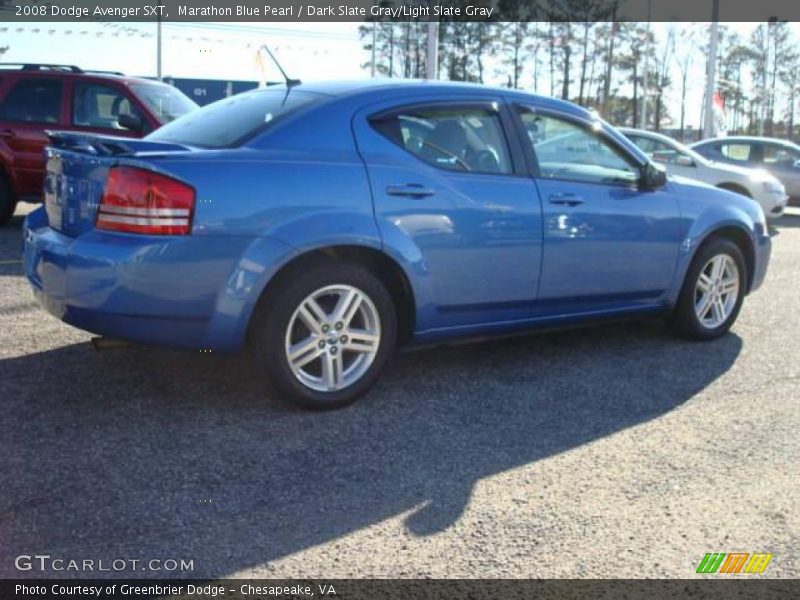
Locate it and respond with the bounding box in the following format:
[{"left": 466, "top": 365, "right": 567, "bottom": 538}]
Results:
[{"left": 0, "top": 203, "right": 798, "bottom": 579}]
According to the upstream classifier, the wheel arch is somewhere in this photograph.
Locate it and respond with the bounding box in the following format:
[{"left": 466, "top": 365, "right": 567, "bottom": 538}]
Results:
[
  {"left": 247, "top": 244, "right": 417, "bottom": 346},
  {"left": 694, "top": 225, "right": 755, "bottom": 293},
  {"left": 716, "top": 182, "right": 752, "bottom": 198}
]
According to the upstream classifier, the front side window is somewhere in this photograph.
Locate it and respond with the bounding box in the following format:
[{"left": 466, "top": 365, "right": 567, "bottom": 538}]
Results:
[
  {"left": 0, "top": 78, "right": 62, "bottom": 124},
  {"left": 130, "top": 83, "right": 197, "bottom": 124},
  {"left": 371, "top": 106, "right": 513, "bottom": 175},
  {"left": 72, "top": 83, "right": 144, "bottom": 130},
  {"left": 762, "top": 144, "right": 800, "bottom": 166},
  {"left": 520, "top": 111, "right": 639, "bottom": 185}
]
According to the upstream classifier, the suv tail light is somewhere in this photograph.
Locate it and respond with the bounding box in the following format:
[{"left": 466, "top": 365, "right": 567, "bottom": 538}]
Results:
[{"left": 96, "top": 166, "right": 195, "bottom": 235}]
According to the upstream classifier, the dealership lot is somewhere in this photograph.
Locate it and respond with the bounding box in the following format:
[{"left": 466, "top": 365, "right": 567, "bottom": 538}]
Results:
[{"left": 0, "top": 205, "right": 798, "bottom": 579}]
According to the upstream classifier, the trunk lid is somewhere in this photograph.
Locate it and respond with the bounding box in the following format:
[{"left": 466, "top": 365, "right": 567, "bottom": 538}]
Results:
[{"left": 43, "top": 131, "right": 190, "bottom": 237}]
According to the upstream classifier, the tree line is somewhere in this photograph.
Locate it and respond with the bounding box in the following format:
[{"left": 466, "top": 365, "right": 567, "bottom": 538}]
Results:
[{"left": 360, "top": 11, "right": 800, "bottom": 141}]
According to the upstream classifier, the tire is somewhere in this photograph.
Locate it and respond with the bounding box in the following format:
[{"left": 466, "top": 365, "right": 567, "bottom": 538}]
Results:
[
  {"left": 672, "top": 237, "right": 747, "bottom": 340},
  {"left": 250, "top": 260, "right": 398, "bottom": 410},
  {"left": 0, "top": 172, "right": 16, "bottom": 227}
]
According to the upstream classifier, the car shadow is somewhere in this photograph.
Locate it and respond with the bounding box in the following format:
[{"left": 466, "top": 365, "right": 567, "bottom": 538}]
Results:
[
  {"left": 773, "top": 210, "right": 800, "bottom": 232},
  {"left": 0, "top": 321, "right": 742, "bottom": 579},
  {"left": 0, "top": 212, "right": 26, "bottom": 277}
]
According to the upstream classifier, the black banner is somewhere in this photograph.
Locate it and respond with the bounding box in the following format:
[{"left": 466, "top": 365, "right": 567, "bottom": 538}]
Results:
[
  {"left": 2, "top": 0, "right": 800, "bottom": 23},
  {"left": 3, "top": 579, "right": 800, "bottom": 600}
]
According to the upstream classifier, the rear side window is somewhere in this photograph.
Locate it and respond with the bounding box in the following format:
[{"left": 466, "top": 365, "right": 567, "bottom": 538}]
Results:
[
  {"left": 0, "top": 78, "right": 62, "bottom": 124},
  {"left": 371, "top": 106, "right": 513, "bottom": 175},
  {"left": 147, "top": 89, "right": 322, "bottom": 148}
]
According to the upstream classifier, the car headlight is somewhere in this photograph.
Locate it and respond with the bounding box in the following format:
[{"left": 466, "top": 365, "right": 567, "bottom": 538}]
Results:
[{"left": 761, "top": 180, "right": 786, "bottom": 195}]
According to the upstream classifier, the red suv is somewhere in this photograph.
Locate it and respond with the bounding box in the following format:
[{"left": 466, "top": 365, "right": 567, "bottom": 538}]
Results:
[{"left": 0, "top": 64, "right": 198, "bottom": 225}]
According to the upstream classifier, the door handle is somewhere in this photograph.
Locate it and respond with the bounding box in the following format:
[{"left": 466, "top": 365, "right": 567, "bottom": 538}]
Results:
[
  {"left": 0, "top": 129, "right": 15, "bottom": 139},
  {"left": 386, "top": 184, "right": 435, "bottom": 198},
  {"left": 549, "top": 193, "right": 584, "bottom": 207}
]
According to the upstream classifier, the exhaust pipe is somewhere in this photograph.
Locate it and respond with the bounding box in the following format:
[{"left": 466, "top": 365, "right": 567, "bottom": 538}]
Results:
[{"left": 90, "top": 337, "right": 130, "bottom": 351}]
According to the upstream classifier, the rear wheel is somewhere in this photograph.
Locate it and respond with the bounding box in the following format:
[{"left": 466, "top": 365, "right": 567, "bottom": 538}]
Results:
[
  {"left": 672, "top": 238, "right": 747, "bottom": 340},
  {"left": 0, "top": 173, "right": 16, "bottom": 226},
  {"left": 250, "top": 261, "right": 397, "bottom": 410}
]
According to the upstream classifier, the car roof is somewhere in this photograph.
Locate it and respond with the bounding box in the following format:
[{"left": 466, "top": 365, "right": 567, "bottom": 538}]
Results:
[
  {"left": 0, "top": 66, "right": 169, "bottom": 88},
  {"left": 618, "top": 127, "right": 676, "bottom": 143},
  {"left": 265, "top": 78, "right": 592, "bottom": 118},
  {"left": 695, "top": 136, "right": 800, "bottom": 147}
]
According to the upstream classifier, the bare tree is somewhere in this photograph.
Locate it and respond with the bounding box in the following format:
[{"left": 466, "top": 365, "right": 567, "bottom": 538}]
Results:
[
  {"left": 650, "top": 28, "right": 674, "bottom": 131},
  {"left": 779, "top": 50, "right": 800, "bottom": 140}
]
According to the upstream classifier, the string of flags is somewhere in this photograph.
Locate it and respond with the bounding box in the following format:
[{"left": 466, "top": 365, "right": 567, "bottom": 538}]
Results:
[{"left": 0, "top": 24, "right": 342, "bottom": 55}]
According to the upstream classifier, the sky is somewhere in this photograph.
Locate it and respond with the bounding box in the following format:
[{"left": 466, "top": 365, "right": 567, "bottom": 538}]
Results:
[{"left": 2, "top": 21, "right": 797, "bottom": 128}]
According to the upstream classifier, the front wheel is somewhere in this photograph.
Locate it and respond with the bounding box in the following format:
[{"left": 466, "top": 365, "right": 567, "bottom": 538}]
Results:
[
  {"left": 250, "top": 261, "right": 398, "bottom": 410},
  {"left": 672, "top": 238, "right": 747, "bottom": 340}
]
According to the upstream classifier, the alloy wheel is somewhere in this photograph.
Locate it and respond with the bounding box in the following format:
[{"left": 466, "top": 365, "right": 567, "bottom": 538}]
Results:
[
  {"left": 284, "top": 284, "right": 381, "bottom": 392},
  {"left": 694, "top": 254, "right": 740, "bottom": 329}
]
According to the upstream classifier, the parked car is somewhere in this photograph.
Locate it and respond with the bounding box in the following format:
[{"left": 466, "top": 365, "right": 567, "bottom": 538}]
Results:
[
  {"left": 23, "top": 80, "right": 771, "bottom": 409},
  {"left": 620, "top": 128, "right": 787, "bottom": 220},
  {"left": 691, "top": 135, "right": 800, "bottom": 206},
  {"left": 0, "top": 63, "right": 198, "bottom": 224}
]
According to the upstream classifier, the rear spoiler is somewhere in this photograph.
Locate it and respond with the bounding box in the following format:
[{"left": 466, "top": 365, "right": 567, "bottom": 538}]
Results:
[{"left": 46, "top": 131, "right": 191, "bottom": 156}]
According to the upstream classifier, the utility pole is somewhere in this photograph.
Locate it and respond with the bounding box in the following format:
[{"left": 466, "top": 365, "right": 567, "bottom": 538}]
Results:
[
  {"left": 426, "top": 20, "right": 438, "bottom": 79},
  {"left": 703, "top": 0, "right": 720, "bottom": 139},
  {"left": 156, "top": 0, "right": 163, "bottom": 80}
]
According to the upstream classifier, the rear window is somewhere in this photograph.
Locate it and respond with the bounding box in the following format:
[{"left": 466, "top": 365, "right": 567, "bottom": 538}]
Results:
[
  {"left": 0, "top": 78, "right": 63, "bottom": 123},
  {"left": 146, "top": 89, "right": 322, "bottom": 148}
]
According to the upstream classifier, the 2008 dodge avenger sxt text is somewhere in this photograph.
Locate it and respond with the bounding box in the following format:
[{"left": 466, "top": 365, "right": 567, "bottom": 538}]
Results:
[{"left": 23, "top": 80, "right": 771, "bottom": 409}]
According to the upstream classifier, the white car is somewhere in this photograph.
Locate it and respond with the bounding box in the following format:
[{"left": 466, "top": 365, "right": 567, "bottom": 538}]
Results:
[{"left": 620, "top": 128, "right": 787, "bottom": 220}]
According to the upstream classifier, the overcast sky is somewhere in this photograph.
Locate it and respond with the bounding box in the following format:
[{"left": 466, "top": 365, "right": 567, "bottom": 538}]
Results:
[{"left": 3, "top": 21, "right": 798, "bottom": 128}]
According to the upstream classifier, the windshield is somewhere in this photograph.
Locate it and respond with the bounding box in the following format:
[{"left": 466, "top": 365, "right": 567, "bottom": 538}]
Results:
[
  {"left": 627, "top": 132, "right": 710, "bottom": 167},
  {"left": 131, "top": 83, "right": 197, "bottom": 124},
  {"left": 146, "top": 89, "right": 322, "bottom": 148}
]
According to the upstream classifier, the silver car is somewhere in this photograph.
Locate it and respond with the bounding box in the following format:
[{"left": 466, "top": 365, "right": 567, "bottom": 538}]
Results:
[
  {"left": 691, "top": 136, "right": 800, "bottom": 205},
  {"left": 621, "top": 129, "right": 787, "bottom": 220}
]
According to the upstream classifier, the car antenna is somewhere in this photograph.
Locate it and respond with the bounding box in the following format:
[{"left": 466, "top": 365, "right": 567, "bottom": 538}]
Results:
[{"left": 258, "top": 44, "right": 301, "bottom": 88}]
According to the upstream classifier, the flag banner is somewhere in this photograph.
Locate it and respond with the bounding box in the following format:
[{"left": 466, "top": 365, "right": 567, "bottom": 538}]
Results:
[{"left": 2, "top": 0, "right": 800, "bottom": 23}]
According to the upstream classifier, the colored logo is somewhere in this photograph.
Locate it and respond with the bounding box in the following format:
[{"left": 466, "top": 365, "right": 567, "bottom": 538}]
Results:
[{"left": 696, "top": 552, "right": 773, "bottom": 574}]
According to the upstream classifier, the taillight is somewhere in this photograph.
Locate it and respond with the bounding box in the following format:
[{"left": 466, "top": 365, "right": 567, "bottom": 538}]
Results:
[{"left": 96, "top": 166, "right": 195, "bottom": 235}]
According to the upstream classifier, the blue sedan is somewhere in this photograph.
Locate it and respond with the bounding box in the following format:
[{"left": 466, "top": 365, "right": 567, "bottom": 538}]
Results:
[{"left": 23, "top": 80, "right": 771, "bottom": 409}]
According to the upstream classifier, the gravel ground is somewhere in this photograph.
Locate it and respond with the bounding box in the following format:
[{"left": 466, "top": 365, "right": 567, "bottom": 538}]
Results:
[{"left": 0, "top": 203, "right": 798, "bottom": 579}]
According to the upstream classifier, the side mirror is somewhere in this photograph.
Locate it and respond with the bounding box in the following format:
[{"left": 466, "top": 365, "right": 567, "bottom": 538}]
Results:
[
  {"left": 117, "top": 113, "right": 144, "bottom": 133},
  {"left": 675, "top": 155, "right": 695, "bottom": 167},
  {"left": 640, "top": 162, "right": 667, "bottom": 190}
]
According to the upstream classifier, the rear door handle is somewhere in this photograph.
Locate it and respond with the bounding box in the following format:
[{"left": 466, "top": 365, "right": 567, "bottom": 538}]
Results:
[
  {"left": 386, "top": 184, "right": 435, "bottom": 198},
  {"left": 0, "top": 129, "right": 15, "bottom": 139},
  {"left": 549, "top": 193, "right": 584, "bottom": 207}
]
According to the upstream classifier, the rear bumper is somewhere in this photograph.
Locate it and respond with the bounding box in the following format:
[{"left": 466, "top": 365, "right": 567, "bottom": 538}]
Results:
[{"left": 23, "top": 207, "right": 287, "bottom": 352}]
